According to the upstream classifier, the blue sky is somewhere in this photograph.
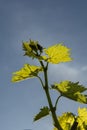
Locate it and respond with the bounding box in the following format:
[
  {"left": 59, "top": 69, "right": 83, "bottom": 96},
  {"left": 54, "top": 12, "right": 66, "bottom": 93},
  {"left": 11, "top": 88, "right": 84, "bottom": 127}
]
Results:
[{"left": 0, "top": 0, "right": 87, "bottom": 130}]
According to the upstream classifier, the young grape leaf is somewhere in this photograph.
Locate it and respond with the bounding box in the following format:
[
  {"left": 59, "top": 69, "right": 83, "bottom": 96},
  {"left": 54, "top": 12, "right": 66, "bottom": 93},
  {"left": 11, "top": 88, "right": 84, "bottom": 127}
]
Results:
[
  {"left": 11, "top": 64, "right": 43, "bottom": 82},
  {"left": 22, "top": 41, "right": 36, "bottom": 58},
  {"left": 53, "top": 108, "right": 87, "bottom": 130},
  {"left": 22, "top": 40, "right": 47, "bottom": 61},
  {"left": 34, "top": 106, "right": 50, "bottom": 121},
  {"left": 22, "top": 41, "right": 72, "bottom": 64},
  {"left": 53, "top": 112, "right": 75, "bottom": 130},
  {"left": 76, "top": 107, "right": 87, "bottom": 130},
  {"left": 23, "top": 40, "right": 47, "bottom": 61},
  {"left": 52, "top": 80, "right": 87, "bottom": 104},
  {"left": 44, "top": 44, "right": 72, "bottom": 64}
]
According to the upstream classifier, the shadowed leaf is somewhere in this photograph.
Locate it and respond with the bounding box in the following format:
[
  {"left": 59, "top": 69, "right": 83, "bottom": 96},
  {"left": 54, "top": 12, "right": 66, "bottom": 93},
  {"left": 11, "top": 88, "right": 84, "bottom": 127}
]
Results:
[
  {"left": 22, "top": 40, "right": 46, "bottom": 60},
  {"left": 34, "top": 106, "right": 50, "bottom": 121}
]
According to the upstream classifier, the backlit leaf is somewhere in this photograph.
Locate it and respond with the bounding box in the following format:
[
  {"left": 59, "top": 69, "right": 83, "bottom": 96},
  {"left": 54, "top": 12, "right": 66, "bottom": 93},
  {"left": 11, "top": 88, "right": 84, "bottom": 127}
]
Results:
[
  {"left": 44, "top": 44, "right": 72, "bottom": 64},
  {"left": 76, "top": 107, "right": 87, "bottom": 130},
  {"left": 22, "top": 41, "right": 72, "bottom": 63},
  {"left": 34, "top": 106, "right": 50, "bottom": 121},
  {"left": 53, "top": 108, "right": 87, "bottom": 130},
  {"left": 52, "top": 80, "right": 87, "bottom": 103},
  {"left": 11, "top": 64, "right": 43, "bottom": 82},
  {"left": 53, "top": 112, "right": 75, "bottom": 130}
]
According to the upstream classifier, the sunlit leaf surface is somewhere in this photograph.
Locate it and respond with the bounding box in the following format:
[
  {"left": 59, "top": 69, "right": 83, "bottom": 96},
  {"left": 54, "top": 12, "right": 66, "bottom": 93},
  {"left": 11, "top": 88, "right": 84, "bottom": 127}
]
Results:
[
  {"left": 11, "top": 64, "right": 43, "bottom": 82},
  {"left": 44, "top": 44, "right": 72, "bottom": 64},
  {"left": 34, "top": 106, "right": 50, "bottom": 121},
  {"left": 52, "top": 80, "right": 87, "bottom": 103}
]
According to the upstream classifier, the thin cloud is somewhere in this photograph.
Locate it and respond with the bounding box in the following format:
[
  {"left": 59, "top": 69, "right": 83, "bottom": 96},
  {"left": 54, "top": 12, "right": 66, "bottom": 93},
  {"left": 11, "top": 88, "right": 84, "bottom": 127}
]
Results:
[
  {"left": 81, "top": 66, "right": 87, "bottom": 71},
  {"left": 49, "top": 64, "right": 87, "bottom": 85}
]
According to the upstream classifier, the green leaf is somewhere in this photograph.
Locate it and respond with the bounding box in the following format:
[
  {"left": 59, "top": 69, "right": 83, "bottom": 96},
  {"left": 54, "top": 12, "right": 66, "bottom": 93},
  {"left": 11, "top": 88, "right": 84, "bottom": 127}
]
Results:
[
  {"left": 34, "top": 106, "right": 50, "bottom": 121},
  {"left": 11, "top": 64, "right": 43, "bottom": 82},
  {"left": 44, "top": 44, "right": 72, "bottom": 64},
  {"left": 52, "top": 80, "right": 87, "bottom": 104},
  {"left": 54, "top": 112, "right": 75, "bottom": 130}
]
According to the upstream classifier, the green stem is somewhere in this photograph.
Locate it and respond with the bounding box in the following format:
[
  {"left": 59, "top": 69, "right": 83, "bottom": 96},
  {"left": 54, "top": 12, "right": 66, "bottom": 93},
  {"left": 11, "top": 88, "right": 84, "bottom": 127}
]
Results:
[
  {"left": 40, "top": 61, "right": 63, "bottom": 130},
  {"left": 37, "top": 75, "right": 44, "bottom": 88},
  {"left": 55, "top": 95, "right": 62, "bottom": 111}
]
